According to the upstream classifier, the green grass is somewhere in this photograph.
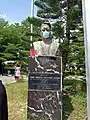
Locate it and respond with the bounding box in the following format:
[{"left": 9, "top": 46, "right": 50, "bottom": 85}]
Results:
[
  {"left": 62, "top": 92, "right": 87, "bottom": 120},
  {"left": 5, "top": 82, "right": 87, "bottom": 120},
  {"left": 6, "top": 82, "right": 28, "bottom": 120}
]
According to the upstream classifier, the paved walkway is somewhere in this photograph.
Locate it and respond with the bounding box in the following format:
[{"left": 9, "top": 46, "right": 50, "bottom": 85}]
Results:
[
  {"left": 0, "top": 75, "right": 16, "bottom": 85},
  {"left": 0, "top": 75, "right": 28, "bottom": 85}
]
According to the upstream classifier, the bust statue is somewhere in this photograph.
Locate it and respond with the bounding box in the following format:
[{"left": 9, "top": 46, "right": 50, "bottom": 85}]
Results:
[{"left": 33, "top": 22, "right": 59, "bottom": 56}]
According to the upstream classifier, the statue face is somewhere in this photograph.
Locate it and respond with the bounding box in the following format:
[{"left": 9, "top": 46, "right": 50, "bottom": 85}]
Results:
[
  {"left": 41, "top": 24, "right": 51, "bottom": 39},
  {"left": 41, "top": 24, "right": 50, "bottom": 31}
]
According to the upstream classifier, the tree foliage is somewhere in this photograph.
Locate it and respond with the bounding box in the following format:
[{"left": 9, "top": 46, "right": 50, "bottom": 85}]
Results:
[
  {"left": 34, "top": 0, "right": 84, "bottom": 77},
  {"left": 0, "top": 0, "right": 85, "bottom": 76},
  {"left": 0, "top": 17, "right": 43, "bottom": 71}
]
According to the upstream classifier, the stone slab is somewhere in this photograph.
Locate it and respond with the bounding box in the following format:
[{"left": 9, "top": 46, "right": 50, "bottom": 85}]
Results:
[{"left": 27, "top": 56, "right": 61, "bottom": 120}]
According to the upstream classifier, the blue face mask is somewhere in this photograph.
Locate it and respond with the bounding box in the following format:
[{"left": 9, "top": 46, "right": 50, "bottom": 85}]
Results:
[{"left": 42, "top": 31, "right": 50, "bottom": 38}]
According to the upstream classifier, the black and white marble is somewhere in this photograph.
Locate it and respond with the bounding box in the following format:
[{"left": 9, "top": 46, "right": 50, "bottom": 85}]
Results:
[
  {"left": 27, "top": 56, "right": 61, "bottom": 120},
  {"left": 28, "top": 56, "right": 61, "bottom": 73},
  {"left": 28, "top": 91, "right": 61, "bottom": 120}
]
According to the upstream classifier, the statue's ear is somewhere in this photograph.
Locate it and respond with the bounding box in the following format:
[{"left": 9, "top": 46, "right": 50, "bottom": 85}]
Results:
[
  {"left": 51, "top": 31, "right": 53, "bottom": 35},
  {"left": 49, "top": 31, "right": 53, "bottom": 38},
  {"left": 40, "top": 31, "right": 43, "bottom": 37}
]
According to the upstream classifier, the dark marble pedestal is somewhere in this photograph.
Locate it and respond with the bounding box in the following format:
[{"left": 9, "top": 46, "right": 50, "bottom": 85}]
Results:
[{"left": 27, "top": 56, "right": 62, "bottom": 120}]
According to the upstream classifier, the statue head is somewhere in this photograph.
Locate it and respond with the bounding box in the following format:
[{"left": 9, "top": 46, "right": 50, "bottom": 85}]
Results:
[{"left": 40, "top": 22, "right": 52, "bottom": 40}]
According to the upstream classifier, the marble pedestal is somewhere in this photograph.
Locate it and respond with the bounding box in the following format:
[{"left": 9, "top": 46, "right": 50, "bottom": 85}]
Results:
[{"left": 27, "top": 56, "right": 61, "bottom": 120}]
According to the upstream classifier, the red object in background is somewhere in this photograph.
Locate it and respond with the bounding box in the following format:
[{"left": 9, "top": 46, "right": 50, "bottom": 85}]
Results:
[
  {"left": 30, "top": 49, "right": 35, "bottom": 56},
  {"left": 77, "top": 87, "right": 81, "bottom": 91}
]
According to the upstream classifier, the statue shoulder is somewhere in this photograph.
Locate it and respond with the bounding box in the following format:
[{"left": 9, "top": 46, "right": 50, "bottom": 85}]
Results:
[
  {"left": 33, "top": 41, "right": 41, "bottom": 48},
  {"left": 52, "top": 40, "right": 59, "bottom": 47},
  {"left": 33, "top": 41, "right": 42, "bottom": 55},
  {"left": 33, "top": 41, "right": 41, "bottom": 45}
]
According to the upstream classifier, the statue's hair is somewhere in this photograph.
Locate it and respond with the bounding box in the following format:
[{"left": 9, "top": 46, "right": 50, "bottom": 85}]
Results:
[{"left": 41, "top": 22, "right": 51, "bottom": 29}]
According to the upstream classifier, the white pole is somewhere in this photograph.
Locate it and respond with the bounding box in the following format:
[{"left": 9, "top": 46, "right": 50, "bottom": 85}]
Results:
[
  {"left": 60, "top": 56, "right": 62, "bottom": 120},
  {"left": 30, "top": 0, "right": 34, "bottom": 47},
  {"left": 82, "top": 0, "right": 90, "bottom": 119}
]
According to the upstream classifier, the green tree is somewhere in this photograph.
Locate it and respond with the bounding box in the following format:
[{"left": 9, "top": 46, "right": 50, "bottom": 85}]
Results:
[
  {"left": 21, "top": 17, "right": 43, "bottom": 49},
  {"left": 34, "top": 0, "right": 84, "bottom": 77}
]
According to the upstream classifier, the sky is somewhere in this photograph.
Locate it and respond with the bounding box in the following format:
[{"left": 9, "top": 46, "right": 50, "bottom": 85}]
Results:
[{"left": 0, "top": 0, "right": 37, "bottom": 24}]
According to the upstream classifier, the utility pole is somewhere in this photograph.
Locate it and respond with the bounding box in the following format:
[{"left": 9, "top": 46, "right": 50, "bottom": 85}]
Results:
[
  {"left": 82, "top": 0, "right": 90, "bottom": 119},
  {"left": 30, "top": 0, "right": 34, "bottom": 47}
]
